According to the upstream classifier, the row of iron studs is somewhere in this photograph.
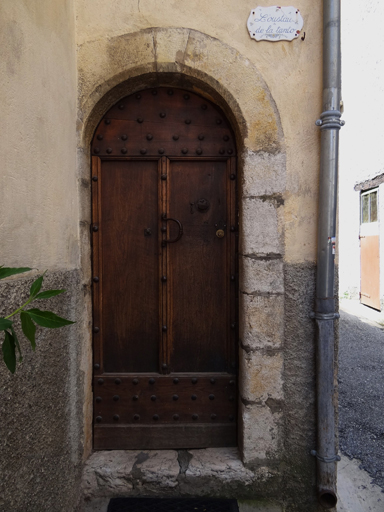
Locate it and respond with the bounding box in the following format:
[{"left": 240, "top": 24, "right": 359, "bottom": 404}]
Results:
[
  {"left": 95, "top": 393, "right": 235, "bottom": 402},
  {"left": 93, "top": 139, "right": 233, "bottom": 155},
  {"left": 95, "top": 413, "right": 235, "bottom": 422},
  {"left": 95, "top": 376, "right": 235, "bottom": 385},
  {"left": 94, "top": 89, "right": 233, "bottom": 155},
  {"left": 94, "top": 148, "right": 233, "bottom": 155}
]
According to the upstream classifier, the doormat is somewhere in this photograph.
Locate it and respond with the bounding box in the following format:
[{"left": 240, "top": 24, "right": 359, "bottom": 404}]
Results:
[{"left": 107, "top": 498, "right": 239, "bottom": 512}]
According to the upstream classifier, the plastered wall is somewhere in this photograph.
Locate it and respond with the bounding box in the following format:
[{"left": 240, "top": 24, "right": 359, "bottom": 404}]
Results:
[
  {"left": 0, "top": 2, "right": 326, "bottom": 510},
  {"left": 0, "top": 0, "right": 78, "bottom": 270},
  {"left": 74, "top": 3, "right": 323, "bottom": 510},
  {"left": 0, "top": 2, "right": 84, "bottom": 512},
  {"left": 75, "top": 0, "right": 322, "bottom": 264}
]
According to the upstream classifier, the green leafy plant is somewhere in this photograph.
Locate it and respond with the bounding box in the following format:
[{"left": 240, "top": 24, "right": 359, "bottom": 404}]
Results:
[{"left": 0, "top": 266, "right": 74, "bottom": 373}]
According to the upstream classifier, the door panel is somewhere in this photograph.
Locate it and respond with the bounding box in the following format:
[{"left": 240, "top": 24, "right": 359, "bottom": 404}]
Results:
[
  {"left": 168, "top": 160, "right": 230, "bottom": 373},
  {"left": 96, "top": 159, "right": 160, "bottom": 373},
  {"left": 360, "top": 235, "right": 380, "bottom": 310},
  {"left": 91, "top": 88, "right": 238, "bottom": 450}
]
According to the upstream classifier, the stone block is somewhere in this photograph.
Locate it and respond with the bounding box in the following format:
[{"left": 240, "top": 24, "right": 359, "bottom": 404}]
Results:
[
  {"left": 136, "top": 450, "right": 180, "bottom": 489},
  {"left": 154, "top": 28, "right": 190, "bottom": 67},
  {"left": 239, "top": 293, "right": 284, "bottom": 350},
  {"left": 183, "top": 31, "right": 280, "bottom": 154},
  {"left": 241, "top": 198, "right": 282, "bottom": 255},
  {"left": 78, "top": 30, "right": 156, "bottom": 106},
  {"left": 82, "top": 450, "right": 180, "bottom": 499},
  {"left": 242, "top": 151, "right": 286, "bottom": 197},
  {"left": 80, "top": 448, "right": 260, "bottom": 505},
  {"left": 82, "top": 451, "right": 136, "bottom": 498},
  {"left": 239, "top": 351, "right": 284, "bottom": 403},
  {"left": 240, "top": 403, "right": 281, "bottom": 463},
  {"left": 185, "top": 447, "right": 254, "bottom": 484},
  {"left": 240, "top": 256, "right": 283, "bottom": 295}
]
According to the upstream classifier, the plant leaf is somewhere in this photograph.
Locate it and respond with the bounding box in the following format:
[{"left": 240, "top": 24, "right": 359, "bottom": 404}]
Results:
[
  {"left": 21, "top": 311, "right": 36, "bottom": 350},
  {"left": 2, "top": 331, "right": 16, "bottom": 373},
  {"left": 10, "top": 326, "right": 22, "bottom": 362},
  {"left": 30, "top": 273, "right": 45, "bottom": 297},
  {"left": 0, "top": 267, "right": 32, "bottom": 280},
  {"left": 26, "top": 309, "right": 75, "bottom": 328},
  {"left": 0, "top": 318, "right": 13, "bottom": 331},
  {"left": 35, "top": 289, "right": 65, "bottom": 300}
]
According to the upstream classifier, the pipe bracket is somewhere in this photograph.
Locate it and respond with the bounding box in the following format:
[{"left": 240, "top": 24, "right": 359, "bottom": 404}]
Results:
[
  {"left": 315, "top": 110, "right": 345, "bottom": 130},
  {"left": 310, "top": 312, "right": 340, "bottom": 320},
  {"left": 311, "top": 450, "right": 341, "bottom": 463}
]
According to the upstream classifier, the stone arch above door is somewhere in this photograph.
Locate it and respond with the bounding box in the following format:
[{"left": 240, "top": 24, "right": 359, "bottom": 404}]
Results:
[
  {"left": 78, "top": 28, "right": 283, "bottom": 157},
  {"left": 78, "top": 28, "right": 286, "bottom": 466}
]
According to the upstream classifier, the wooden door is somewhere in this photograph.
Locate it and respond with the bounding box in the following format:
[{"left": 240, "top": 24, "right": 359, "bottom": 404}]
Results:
[
  {"left": 360, "top": 189, "right": 380, "bottom": 310},
  {"left": 360, "top": 235, "right": 380, "bottom": 310},
  {"left": 91, "top": 88, "right": 238, "bottom": 449}
]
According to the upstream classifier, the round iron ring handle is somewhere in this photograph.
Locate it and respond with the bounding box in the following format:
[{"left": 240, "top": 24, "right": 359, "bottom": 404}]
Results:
[{"left": 164, "top": 217, "right": 184, "bottom": 243}]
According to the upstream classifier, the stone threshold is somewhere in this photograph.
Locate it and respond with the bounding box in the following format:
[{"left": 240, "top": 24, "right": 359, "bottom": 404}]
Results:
[{"left": 79, "top": 448, "right": 281, "bottom": 512}]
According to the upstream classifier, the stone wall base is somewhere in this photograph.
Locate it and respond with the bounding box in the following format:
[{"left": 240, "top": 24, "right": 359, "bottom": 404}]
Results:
[{"left": 78, "top": 448, "right": 283, "bottom": 511}]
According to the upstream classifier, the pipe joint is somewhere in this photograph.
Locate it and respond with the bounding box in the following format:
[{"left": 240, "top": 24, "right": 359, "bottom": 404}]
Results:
[
  {"left": 310, "top": 311, "right": 340, "bottom": 320},
  {"left": 316, "top": 110, "right": 345, "bottom": 130},
  {"left": 311, "top": 450, "right": 341, "bottom": 463}
]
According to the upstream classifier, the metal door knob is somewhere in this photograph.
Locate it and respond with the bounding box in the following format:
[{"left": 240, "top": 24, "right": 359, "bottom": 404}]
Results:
[{"left": 162, "top": 217, "right": 184, "bottom": 243}]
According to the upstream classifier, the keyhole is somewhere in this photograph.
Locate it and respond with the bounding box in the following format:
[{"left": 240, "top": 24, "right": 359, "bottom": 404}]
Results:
[
  {"left": 197, "top": 198, "right": 210, "bottom": 212},
  {"left": 190, "top": 202, "right": 195, "bottom": 214}
]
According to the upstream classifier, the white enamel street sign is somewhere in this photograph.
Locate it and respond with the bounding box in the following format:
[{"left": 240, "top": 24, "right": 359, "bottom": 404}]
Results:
[{"left": 247, "top": 6, "right": 304, "bottom": 42}]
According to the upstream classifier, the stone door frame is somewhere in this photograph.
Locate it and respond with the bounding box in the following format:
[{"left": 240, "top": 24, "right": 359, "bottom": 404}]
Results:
[{"left": 77, "top": 28, "right": 286, "bottom": 469}]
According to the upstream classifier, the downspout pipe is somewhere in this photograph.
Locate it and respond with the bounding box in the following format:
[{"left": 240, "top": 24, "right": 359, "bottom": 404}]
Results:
[{"left": 310, "top": 0, "right": 344, "bottom": 508}]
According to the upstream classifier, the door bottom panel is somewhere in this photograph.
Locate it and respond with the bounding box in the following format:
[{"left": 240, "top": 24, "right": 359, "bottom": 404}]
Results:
[
  {"left": 94, "top": 423, "right": 237, "bottom": 450},
  {"left": 93, "top": 374, "right": 237, "bottom": 449}
]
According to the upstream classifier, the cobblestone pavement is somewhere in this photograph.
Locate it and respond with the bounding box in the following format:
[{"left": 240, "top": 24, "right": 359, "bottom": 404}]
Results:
[{"left": 338, "top": 303, "right": 384, "bottom": 489}]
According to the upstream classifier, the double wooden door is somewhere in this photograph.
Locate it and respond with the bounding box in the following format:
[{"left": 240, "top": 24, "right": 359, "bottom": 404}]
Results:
[{"left": 91, "top": 88, "right": 238, "bottom": 449}]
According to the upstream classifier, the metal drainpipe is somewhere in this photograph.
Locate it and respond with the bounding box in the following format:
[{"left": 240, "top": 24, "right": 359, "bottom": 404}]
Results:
[{"left": 310, "top": 0, "right": 344, "bottom": 508}]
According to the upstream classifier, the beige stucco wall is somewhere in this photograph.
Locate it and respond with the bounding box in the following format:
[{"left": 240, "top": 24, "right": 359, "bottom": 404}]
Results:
[
  {"left": 0, "top": 2, "right": 325, "bottom": 509},
  {"left": 0, "top": 0, "right": 78, "bottom": 270},
  {"left": 75, "top": 0, "right": 322, "bottom": 264},
  {"left": 0, "top": 1, "right": 323, "bottom": 268}
]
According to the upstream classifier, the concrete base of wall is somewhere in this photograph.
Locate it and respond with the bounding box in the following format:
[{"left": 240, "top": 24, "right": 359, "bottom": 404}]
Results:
[{"left": 0, "top": 269, "right": 85, "bottom": 512}]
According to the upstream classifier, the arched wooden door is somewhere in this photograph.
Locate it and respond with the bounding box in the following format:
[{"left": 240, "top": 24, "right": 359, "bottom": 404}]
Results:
[{"left": 91, "top": 87, "right": 238, "bottom": 449}]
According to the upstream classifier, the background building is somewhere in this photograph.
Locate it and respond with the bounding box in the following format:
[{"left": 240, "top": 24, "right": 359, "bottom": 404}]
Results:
[{"left": 339, "top": 2, "right": 384, "bottom": 315}]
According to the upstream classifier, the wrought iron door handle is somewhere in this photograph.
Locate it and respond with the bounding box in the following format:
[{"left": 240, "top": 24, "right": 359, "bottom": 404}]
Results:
[{"left": 163, "top": 217, "right": 184, "bottom": 243}]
